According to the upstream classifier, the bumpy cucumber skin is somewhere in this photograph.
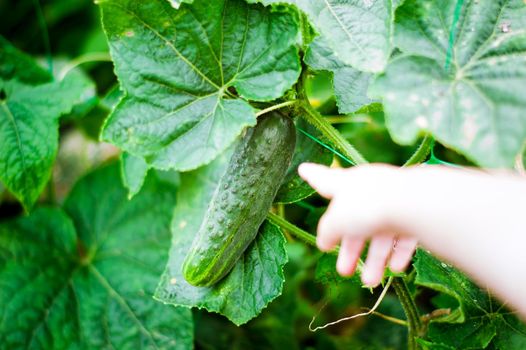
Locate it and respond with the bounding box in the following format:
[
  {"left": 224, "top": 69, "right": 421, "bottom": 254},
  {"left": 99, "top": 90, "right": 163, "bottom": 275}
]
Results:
[{"left": 182, "top": 113, "right": 296, "bottom": 287}]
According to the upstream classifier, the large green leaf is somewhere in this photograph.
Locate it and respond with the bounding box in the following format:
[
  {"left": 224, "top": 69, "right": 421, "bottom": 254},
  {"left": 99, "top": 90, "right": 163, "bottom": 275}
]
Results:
[
  {"left": 370, "top": 0, "right": 526, "bottom": 168},
  {"left": 0, "top": 165, "right": 193, "bottom": 349},
  {"left": 414, "top": 250, "right": 526, "bottom": 349},
  {"left": 0, "top": 37, "right": 95, "bottom": 210},
  {"left": 155, "top": 154, "right": 288, "bottom": 326},
  {"left": 100, "top": 0, "right": 300, "bottom": 171},
  {"left": 305, "top": 36, "right": 373, "bottom": 113},
  {"left": 248, "top": 0, "right": 398, "bottom": 73}
]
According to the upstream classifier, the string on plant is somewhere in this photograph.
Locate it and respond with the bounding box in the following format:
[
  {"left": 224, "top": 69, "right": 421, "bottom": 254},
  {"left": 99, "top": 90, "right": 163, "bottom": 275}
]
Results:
[
  {"left": 296, "top": 126, "right": 355, "bottom": 165},
  {"left": 309, "top": 276, "right": 394, "bottom": 332}
]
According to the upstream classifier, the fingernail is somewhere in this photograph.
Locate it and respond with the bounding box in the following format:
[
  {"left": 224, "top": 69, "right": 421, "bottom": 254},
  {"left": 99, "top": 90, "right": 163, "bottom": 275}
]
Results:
[{"left": 361, "top": 271, "right": 379, "bottom": 288}]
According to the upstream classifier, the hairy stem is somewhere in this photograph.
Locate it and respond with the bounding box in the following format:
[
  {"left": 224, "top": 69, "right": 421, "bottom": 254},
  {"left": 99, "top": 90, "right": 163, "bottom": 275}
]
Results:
[
  {"left": 403, "top": 135, "right": 433, "bottom": 167},
  {"left": 296, "top": 69, "right": 367, "bottom": 165},
  {"left": 392, "top": 278, "right": 423, "bottom": 350}
]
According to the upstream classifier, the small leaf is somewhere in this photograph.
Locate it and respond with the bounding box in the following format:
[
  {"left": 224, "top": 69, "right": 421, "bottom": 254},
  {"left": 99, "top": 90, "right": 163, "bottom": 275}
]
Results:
[
  {"left": 120, "top": 152, "right": 149, "bottom": 199},
  {"left": 155, "top": 155, "right": 288, "bottom": 326},
  {"left": 0, "top": 164, "right": 193, "bottom": 349},
  {"left": 414, "top": 249, "right": 526, "bottom": 349},
  {"left": 370, "top": 0, "right": 526, "bottom": 168},
  {"left": 100, "top": 0, "right": 300, "bottom": 171},
  {"left": 0, "top": 37, "right": 96, "bottom": 210},
  {"left": 305, "top": 36, "right": 373, "bottom": 113},
  {"left": 275, "top": 118, "right": 332, "bottom": 204}
]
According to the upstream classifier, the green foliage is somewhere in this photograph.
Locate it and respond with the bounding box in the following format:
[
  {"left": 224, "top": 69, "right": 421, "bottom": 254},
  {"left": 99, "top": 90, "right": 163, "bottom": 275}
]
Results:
[
  {"left": 305, "top": 37, "right": 373, "bottom": 114},
  {"left": 0, "top": 37, "right": 94, "bottom": 210},
  {"left": 370, "top": 0, "right": 526, "bottom": 168},
  {"left": 0, "top": 164, "right": 193, "bottom": 349},
  {"left": 248, "top": 0, "right": 399, "bottom": 72},
  {"left": 1, "top": 0, "right": 526, "bottom": 348},
  {"left": 414, "top": 250, "right": 526, "bottom": 349},
  {"left": 99, "top": 0, "right": 300, "bottom": 171}
]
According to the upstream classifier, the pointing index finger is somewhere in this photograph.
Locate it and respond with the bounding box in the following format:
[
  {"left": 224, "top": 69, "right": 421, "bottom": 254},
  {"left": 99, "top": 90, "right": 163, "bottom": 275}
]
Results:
[{"left": 298, "top": 163, "right": 343, "bottom": 199}]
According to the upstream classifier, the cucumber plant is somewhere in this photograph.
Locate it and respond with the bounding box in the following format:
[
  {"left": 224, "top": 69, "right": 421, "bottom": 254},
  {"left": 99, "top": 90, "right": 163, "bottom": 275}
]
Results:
[{"left": 0, "top": 0, "right": 525, "bottom": 349}]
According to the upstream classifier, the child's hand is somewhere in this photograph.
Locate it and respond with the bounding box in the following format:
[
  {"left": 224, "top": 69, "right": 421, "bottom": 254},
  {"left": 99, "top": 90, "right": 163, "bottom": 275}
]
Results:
[
  {"left": 298, "top": 163, "right": 417, "bottom": 287},
  {"left": 299, "top": 162, "right": 526, "bottom": 318}
]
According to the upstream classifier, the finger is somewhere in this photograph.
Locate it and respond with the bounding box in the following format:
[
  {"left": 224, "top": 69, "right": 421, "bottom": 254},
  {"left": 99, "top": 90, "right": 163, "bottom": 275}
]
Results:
[
  {"left": 336, "top": 236, "right": 365, "bottom": 276},
  {"left": 361, "top": 234, "right": 396, "bottom": 287},
  {"left": 316, "top": 199, "right": 348, "bottom": 251},
  {"left": 389, "top": 237, "right": 418, "bottom": 273},
  {"left": 298, "top": 163, "right": 343, "bottom": 199}
]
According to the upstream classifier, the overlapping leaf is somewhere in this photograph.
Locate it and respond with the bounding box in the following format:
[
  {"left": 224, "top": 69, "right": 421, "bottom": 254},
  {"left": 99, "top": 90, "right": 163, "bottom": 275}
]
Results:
[
  {"left": 120, "top": 152, "right": 149, "bottom": 199},
  {"left": 100, "top": 0, "right": 300, "bottom": 171},
  {"left": 0, "top": 37, "right": 95, "bottom": 210},
  {"left": 248, "top": 0, "right": 398, "bottom": 73},
  {"left": 414, "top": 250, "right": 526, "bottom": 349},
  {"left": 370, "top": 0, "right": 526, "bottom": 168},
  {"left": 305, "top": 37, "right": 373, "bottom": 113},
  {"left": 155, "top": 153, "right": 288, "bottom": 326},
  {"left": 0, "top": 164, "right": 193, "bottom": 349}
]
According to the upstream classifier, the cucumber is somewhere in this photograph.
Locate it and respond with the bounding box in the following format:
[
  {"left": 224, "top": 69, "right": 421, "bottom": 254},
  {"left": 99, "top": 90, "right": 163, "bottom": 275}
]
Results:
[{"left": 182, "top": 112, "right": 296, "bottom": 287}]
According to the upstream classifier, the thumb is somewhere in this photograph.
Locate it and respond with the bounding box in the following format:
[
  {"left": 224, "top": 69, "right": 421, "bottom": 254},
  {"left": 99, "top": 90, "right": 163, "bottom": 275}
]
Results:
[{"left": 298, "top": 163, "right": 343, "bottom": 199}]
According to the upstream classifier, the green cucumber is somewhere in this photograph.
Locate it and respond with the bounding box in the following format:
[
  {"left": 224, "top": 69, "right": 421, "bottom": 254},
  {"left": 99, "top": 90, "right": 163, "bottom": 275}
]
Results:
[{"left": 182, "top": 112, "right": 296, "bottom": 287}]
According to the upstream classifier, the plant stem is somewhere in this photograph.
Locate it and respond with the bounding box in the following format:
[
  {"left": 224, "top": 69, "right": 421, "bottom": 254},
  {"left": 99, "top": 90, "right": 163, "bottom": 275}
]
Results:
[
  {"left": 267, "top": 212, "right": 317, "bottom": 248},
  {"left": 296, "top": 68, "right": 367, "bottom": 165},
  {"left": 276, "top": 204, "right": 294, "bottom": 242},
  {"left": 267, "top": 212, "right": 340, "bottom": 258},
  {"left": 59, "top": 52, "right": 113, "bottom": 80},
  {"left": 255, "top": 100, "right": 297, "bottom": 117},
  {"left": 403, "top": 135, "right": 433, "bottom": 167},
  {"left": 392, "top": 278, "right": 423, "bottom": 350}
]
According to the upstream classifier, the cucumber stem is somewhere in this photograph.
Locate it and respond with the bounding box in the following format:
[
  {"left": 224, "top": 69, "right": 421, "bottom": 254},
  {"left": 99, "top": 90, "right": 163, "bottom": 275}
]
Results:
[{"left": 296, "top": 68, "right": 367, "bottom": 165}]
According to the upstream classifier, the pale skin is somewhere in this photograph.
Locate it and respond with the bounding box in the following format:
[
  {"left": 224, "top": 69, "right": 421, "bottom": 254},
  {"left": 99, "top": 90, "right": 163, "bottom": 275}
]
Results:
[{"left": 298, "top": 162, "right": 526, "bottom": 318}]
